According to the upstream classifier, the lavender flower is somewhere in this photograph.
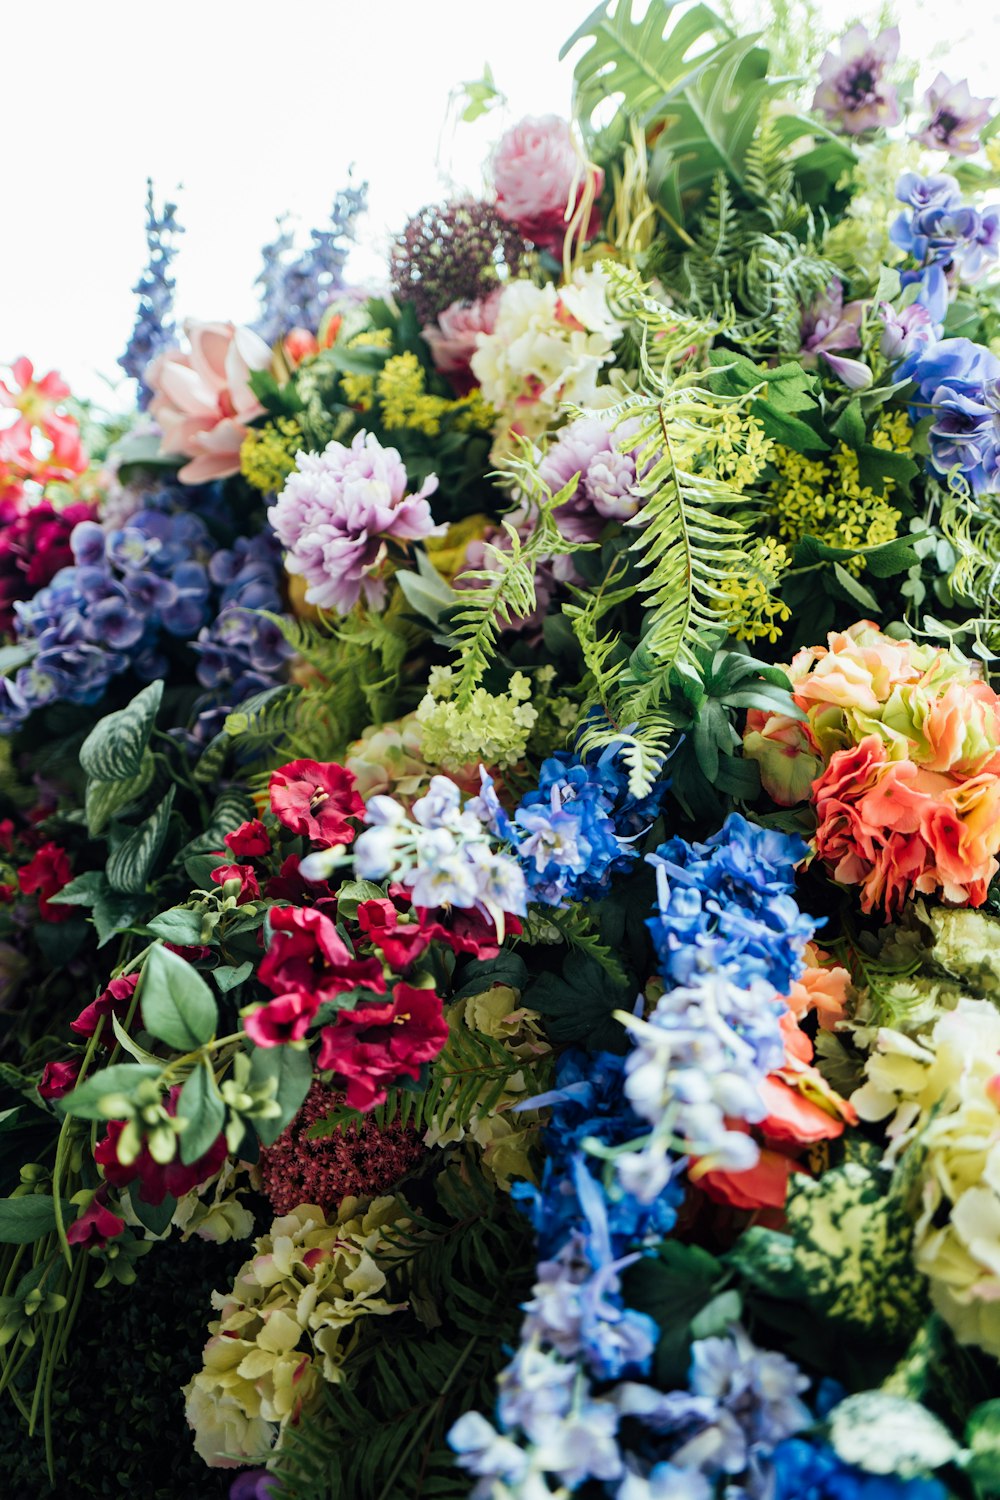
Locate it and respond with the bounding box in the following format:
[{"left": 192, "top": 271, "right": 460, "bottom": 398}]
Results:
[
  {"left": 812, "top": 25, "right": 901, "bottom": 135},
  {"left": 268, "top": 430, "right": 442, "bottom": 615},
  {"left": 118, "top": 179, "right": 183, "bottom": 409},
  {"left": 255, "top": 182, "right": 367, "bottom": 343},
  {"left": 914, "top": 74, "right": 992, "bottom": 158}
]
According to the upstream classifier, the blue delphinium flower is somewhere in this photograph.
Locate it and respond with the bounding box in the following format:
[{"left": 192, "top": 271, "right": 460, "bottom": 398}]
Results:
[
  {"left": 254, "top": 183, "right": 368, "bottom": 343},
  {"left": 512, "top": 1048, "right": 682, "bottom": 1260},
  {"left": 646, "top": 812, "right": 815, "bottom": 995},
  {"left": 118, "top": 179, "right": 184, "bottom": 408},
  {"left": 770, "top": 1439, "right": 947, "bottom": 1500}
]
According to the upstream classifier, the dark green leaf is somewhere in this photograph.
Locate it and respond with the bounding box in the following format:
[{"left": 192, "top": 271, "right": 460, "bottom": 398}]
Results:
[
  {"left": 213, "top": 961, "right": 254, "bottom": 994},
  {"left": 177, "top": 1063, "right": 226, "bottom": 1165},
  {"left": 525, "top": 951, "right": 629, "bottom": 1052},
  {"left": 0, "top": 1194, "right": 76, "bottom": 1245},
  {"left": 79, "top": 680, "right": 163, "bottom": 782},
  {"left": 48, "top": 871, "right": 107, "bottom": 909},
  {"left": 106, "top": 786, "right": 175, "bottom": 894},
  {"left": 624, "top": 1240, "right": 724, "bottom": 1387},
  {"left": 337, "top": 880, "right": 386, "bottom": 921},
  {"left": 85, "top": 749, "right": 156, "bottom": 836},
  {"left": 141, "top": 945, "right": 218, "bottom": 1051},
  {"left": 129, "top": 1187, "right": 177, "bottom": 1235}
]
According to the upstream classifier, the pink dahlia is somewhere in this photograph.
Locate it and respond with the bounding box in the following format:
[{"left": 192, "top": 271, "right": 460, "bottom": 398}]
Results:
[
  {"left": 267, "top": 430, "right": 442, "bottom": 615},
  {"left": 146, "top": 319, "right": 271, "bottom": 484},
  {"left": 492, "top": 115, "right": 604, "bottom": 254}
]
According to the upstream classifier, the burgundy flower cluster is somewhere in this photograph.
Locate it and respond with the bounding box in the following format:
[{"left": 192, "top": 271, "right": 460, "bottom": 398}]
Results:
[{"left": 0, "top": 496, "right": 97, "bottom": 636}]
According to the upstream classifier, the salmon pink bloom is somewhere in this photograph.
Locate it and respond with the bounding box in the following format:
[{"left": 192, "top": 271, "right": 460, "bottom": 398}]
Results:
[
  {"left": 146, "top": 319, "right": 271, "bottom": 484},
  {"left": 0, "top": 358, "right": 87, "bottom": 476}
]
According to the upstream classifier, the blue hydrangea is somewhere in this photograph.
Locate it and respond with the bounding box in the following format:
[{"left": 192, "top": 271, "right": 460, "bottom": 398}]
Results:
[
  {"left": 769, "top": 1439, "right": 947, "bottom": 1500},
  {"left": 646, "top": 812, "right": 815, "bottom": 995},
  {"left": 902, "top": 335, "right": 1000, "bottom": 496},
  {"left": 890, "top": 172, "right": 1000, "bottom": 286},
  {"left": 3, "top": 488, "right": 290, "bottom": 730}
]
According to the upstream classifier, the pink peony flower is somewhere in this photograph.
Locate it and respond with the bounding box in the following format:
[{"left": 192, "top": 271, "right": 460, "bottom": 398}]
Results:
[
  {"left": 422, "top": 291, "right": 500, "bottom": 394},
  {"left": 267, "top": 430, "right": 443, "bottom": 615},
  {"left": 492, "top": 115, "right": 604, "bottom": 254},
  {"left": 146, "top": 320, "right": 272, "bottom": 484}
]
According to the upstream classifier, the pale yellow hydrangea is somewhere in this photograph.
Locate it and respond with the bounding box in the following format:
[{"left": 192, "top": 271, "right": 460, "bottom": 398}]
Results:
[
  {"left": 183, "top": 1196, "right": 410, "bottom": 1466},
  {"left": 853, "top": 999, "right": 1000, "bottom": 1357}
]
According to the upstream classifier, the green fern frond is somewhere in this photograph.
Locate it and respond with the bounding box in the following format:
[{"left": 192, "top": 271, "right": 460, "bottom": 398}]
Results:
[
  {"left": 448, "top": 460, "right": 593, "bottom": 710},
  {"left": 520, "top": 902, "right": 629, "bottom": 987}
]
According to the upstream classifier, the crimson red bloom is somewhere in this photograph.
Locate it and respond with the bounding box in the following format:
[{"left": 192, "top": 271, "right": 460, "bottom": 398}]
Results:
[
  {"left": 245, "top": 992, "right": 321, "bottom": 1047},
  {"left": 224, "top": 818, "right": 272, "bottom": 859},
  {"left": 265, "top": 854, "right": 334, "bottom": 906},
  {"left": 260, "top": 907, "right": 385, "bottom": 1000},
  {"left": 17, "top": 842, "right": 73, "bottom": 922},
  {"left": 210, "top": 862, "right": 261, "bottom": 903},
  {"left": 95, "top": 1091, "right": 227, "bottom": 1207},
  {"left": 66, "top": 1191, "right": 126, "bottom": 1251},
  {"left": 71, "top": 972, "right": 140, "bottom": 1044},
  {"left": 269, "top": 759, "right": 365, "bottom": 847},
  {"left": 38, "top": 1057, "right": 82, "bottom": 1100},
  {"left": 0, "top": 819, "right": 15, "bottom": 854},
  {"left": 316, "top": 982, "right": 449, "bottom": 1111},
  {"left": 356, "top": 899, "right": 432, "bottom": 969}
]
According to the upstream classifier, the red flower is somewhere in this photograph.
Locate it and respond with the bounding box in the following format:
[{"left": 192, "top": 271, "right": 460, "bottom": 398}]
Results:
[
  {"left": 269, "top": 759, "right": 365, "bottom": 847},
  {"left": 95, "top": 1091, "right": 227, "bottom": 1207},
  {"left": 245, "top": 992, "right": 321, "bottom": 1047},
  {"left": 0, "top": 819, "right": 15, "bottom": 854},
  {"left": 356, "top": 898, "right": 432, "bottom": 970},
  {"left": 0, "top": 497, "right": 96, "bottom": 635},
  {"left": 71, "top": 972, "right": 140, "bottom": 1044},
  {"left": 66, "top": 1191, "right": 126, "bottom": 1251},
  {"left": 316, "top": 982, "right": 449, "bottom": 1111},
  {"left": 38, "top": 1057, "right": 82, "bottom": 1100},
  {"left": 265, "top": 854, "right": 334, "bottom": 906},
  {"left": 17, "top": 842, "right": 73, "bottom": 922},
  {"left": 224, "top": 818, "right": 272, "bottom": 859},
  {"left": 210, "top": 862, "right": 261, "bottom": 903},
  {"left": 260, "top": 907, "right": 385, "bottom": 1001}
]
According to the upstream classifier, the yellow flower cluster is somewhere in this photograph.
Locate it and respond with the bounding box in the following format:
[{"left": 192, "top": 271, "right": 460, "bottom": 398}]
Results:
[
  {"left": 240, "top": 417, "right": 303, "bottom": 494},
  {"left": 416, "top": 667, "right": 538, "bottom": 772},
  {"left": 719, "top": 536, "right": 793, "bottom": 645},
  {"left": 767, "top": 414, "right": 911, "bottom": 571},
  {"left": 183, "top": 1196, "right": 410, "bottom": 1467},
  {"left": 706, "top": 407, "right": 775, "bottom": 492},
  {"left": 341, "top": 350, "right": 495, "bottom": 437}
]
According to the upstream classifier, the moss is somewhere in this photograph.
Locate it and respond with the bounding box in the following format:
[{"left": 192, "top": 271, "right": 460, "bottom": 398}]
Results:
[{"left": 0, "top": 1232, "right": 245, "bottom": 1499}]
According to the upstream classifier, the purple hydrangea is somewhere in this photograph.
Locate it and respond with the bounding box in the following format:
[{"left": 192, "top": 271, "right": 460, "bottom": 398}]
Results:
[
  {"left": 891, "top": 173, "right": 1000, "bottom": 287},
  {"left": 812, "top": 25, "right": 901, "bottom": 135},
  {"left": 268, "top": 430, "right": 442, "bottom": 615},
  {"left": 914, "top": 73, "right": 992, "bottom": 158}
]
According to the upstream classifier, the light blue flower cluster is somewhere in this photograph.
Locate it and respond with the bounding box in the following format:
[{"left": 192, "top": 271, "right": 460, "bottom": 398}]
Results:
[
  {"left": 891, "top": 172, "right": 1000, "bottom": 293},
  {"left": 902, "top": 335, "right": 1000, "bottom": 497},
  {"left": 352, "top": 775, "right": 527, "bottom": 929},
  {"left": 450, "top": 814, "right": 822, "bottom": 1499},
  {"left": 0, "top": 490, "right": 290, "bottom": 731},
  {"left": 118, "top": 179, "right": 184, "bottom": 409},
  {"left": 254, "top": 183, "right": 368, "bottom": 344},
  {"left": 472, "top": 748, "right": 667, "bottom": 910}
]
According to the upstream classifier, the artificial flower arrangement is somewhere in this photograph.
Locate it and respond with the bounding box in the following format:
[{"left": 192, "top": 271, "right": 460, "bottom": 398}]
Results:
[{"left": 3, "top": 4, "right": 1000, "bottom": 1498}]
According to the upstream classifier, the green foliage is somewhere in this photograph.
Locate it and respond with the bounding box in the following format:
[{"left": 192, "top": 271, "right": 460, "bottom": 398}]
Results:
[
  {"left": 447, "top": 467, "right": 590, "bottom": 711},
  {"left": 247, "top": 1041, "right": 313, "bottom": 1147},
  {"left": 525, "top": 948, "right": 631, "bottom": 1053},
  {"left": 177, "top": 1061, "right": 226, "bottom": 1165},
  {"left": 105, "top": 785, "right": 175, "bottom": 894},
  {"left": 140, "top": 945, "right": 218, "bottom": 1051},
  {"left": 0, "top": 1233, "right": 239, "bottom": 1499},
  {"left": 78, "top": 680, "right": 163, "bottom": 783},
  {"left": 85, "top": 748, "right": 156, "bottom": 837},
  {"left": 0, "top": 1195, "right": 73, "bottom": 1245},
  {"left": 624, "top": 1239, "right": 727, "bottom": 1387},
  {"left": 269, "top": 1173, "right": 533, "bottom": 1500},
  {"left": 57, "top": 1064, "right": 161, "bottom": 1121}
]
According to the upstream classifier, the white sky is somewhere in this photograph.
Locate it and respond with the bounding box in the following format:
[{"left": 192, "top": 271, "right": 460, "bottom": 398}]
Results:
[{"left": 1, "top": 0, "right": 998, "bottom": 410}]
